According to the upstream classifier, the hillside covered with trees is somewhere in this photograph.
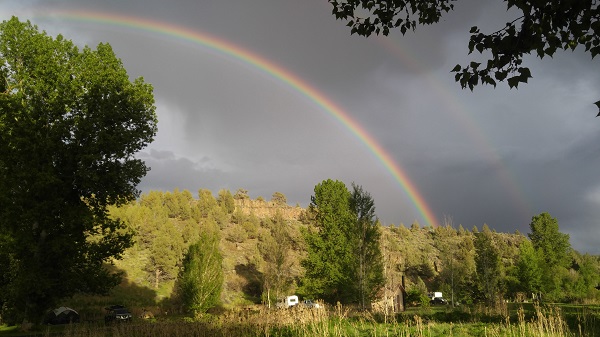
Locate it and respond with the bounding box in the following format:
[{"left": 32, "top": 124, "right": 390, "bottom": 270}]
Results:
[{"left": 91, "top": 186, "right": 600, "bottom": 317}]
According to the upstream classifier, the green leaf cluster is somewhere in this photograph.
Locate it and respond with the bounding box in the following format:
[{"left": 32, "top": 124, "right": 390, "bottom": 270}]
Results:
[{"left": 329, "top": 0, "right": 599, "bottom": 104}]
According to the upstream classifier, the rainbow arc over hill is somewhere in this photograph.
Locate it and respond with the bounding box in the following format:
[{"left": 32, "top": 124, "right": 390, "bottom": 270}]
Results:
[{"left": 22, "top": 10, "right": 441, "bottom": 228}]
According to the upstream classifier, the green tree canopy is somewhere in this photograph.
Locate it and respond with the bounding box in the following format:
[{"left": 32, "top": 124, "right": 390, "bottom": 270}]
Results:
[
  {"left": 516, "top": 238, "right": 543, "bottom": 295},
  {"left": 258, "top": 211, "right": 294, "bottom": 305},
  {"left": 328, "top": 0, "right": 600, "bottom": 109},
  {"left": 474, "top": 225, "right": 502, "bottom": 305},
  {"left": 528, "top": 212, "right": 572, "bottom": 300},
  {"left": 146, "top": 220, "right": 185, "bottom": 289},
  {"left": 301, "top": 179, "right": 355, "bottom": 303},
  {"left": 0, "top": 17, "right": 157, "bottom": 323},
  {"left": 271, "top": 192, "right": 287, "bottom": 205},
  {"left": 198, "top": 189, "right": 218, "bottom": 218},
  {"left": 529, "top": 212, "right": 571, "bottom": 268},
  {"left": 349, "top": 183, "right": 385, "bottom": 309},
  {"left": 301, "top": 179, "right": 384, "bottom": 305},
  {"left": 178, "top": 227, "right": 223, "bottom": 316},
  {"left": 217, "top": 189, "right": 235, "bottom": 214}
]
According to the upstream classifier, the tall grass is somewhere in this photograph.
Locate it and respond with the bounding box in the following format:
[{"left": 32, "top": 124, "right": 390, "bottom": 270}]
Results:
[{"left": 30, "top": 303, "right": 599, "bottom": 337}]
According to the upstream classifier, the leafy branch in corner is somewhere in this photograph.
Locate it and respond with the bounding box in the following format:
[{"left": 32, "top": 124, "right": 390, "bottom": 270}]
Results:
[{"left": 329, "top": 0, "right": 600, "bottom": 113}]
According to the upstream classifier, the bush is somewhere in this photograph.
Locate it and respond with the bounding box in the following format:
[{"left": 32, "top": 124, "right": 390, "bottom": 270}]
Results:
[
  {"left": 405, "top": 288, "right": 430, "bottom": 308},
  {"left": 226, "top": 225, "right": 248, "bottom": 243}
]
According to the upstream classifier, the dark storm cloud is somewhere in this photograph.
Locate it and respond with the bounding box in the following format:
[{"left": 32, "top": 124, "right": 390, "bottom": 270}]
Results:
[
  {"left": 3, "top": 0, "right": 599, "bottom": 253},
  {"left": 137, "top": 149, "right": 227, "bottom": 193}
]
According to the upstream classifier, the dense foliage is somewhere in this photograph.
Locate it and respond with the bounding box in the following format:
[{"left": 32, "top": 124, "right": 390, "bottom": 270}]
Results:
[
  {"left": 383, "top": 216, "right": 600, "bottom": 306},
  {"left": 1, "top": 182, "right": 598, "bottom": 323},
  {"left": 0, "top": 17, "right": 157, "bottom": 324},
  {"left": 178, "top": 229, "right": 223, "bottom": 316},
  {"left": 301, "top": 180, "right": 385, "bottom": 306},
  {"left": 350, "top": 183, "right": 385, "bottom": 309}
]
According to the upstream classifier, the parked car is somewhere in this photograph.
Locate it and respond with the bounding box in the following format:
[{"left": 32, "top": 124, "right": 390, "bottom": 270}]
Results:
[
  {"left": 301, "top": 300, "right": 322, "bottom": 309},
  {"left": 104, "top": 305, "right": 132, "bottom": 324},
  {"left": 430, "top": 297, "right": 448, "bottom": 305}
]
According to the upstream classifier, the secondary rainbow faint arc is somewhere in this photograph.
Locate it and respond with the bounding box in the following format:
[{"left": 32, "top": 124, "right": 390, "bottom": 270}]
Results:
[
  {"left": 27, "top": 10, "right": 441, "bottom": 228},
  {"left": 377, "top": 36, "right": 533, "bottom": 220}
]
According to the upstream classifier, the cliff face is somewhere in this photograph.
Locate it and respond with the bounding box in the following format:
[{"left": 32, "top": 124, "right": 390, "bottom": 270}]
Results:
[{"left": 234, "top": 199, "right": 304, "bottom": 220}]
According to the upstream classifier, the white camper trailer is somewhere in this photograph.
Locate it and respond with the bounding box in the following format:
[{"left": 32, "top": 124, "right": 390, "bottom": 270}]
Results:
[{"left": 276, "top": 295, "right": 299, "bottom": 308}]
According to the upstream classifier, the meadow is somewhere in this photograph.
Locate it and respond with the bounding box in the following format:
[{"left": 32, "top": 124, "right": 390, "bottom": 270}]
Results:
[{"left": 1, "top": 302, "right": 599, "bottom": 337}]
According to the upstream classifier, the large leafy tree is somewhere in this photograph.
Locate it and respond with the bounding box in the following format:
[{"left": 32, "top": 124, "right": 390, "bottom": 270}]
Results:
[
  {"left": 301, "top": 179, "right": 355, "bottom": 303},
  {"left": 567, "top": 252, "right": 600, "bottom": 301},
  {"left": 516, "top": 238, "right": 543, "bottom": 297},
  {"left": 301, "top": 179, "right": 384, "bottom": 305},
  {"left": 178, "top": 228, "right": 223, "bottom": 316},
  {"left": 328, "top": 0, "right": 600, "bottom": 110},
  {"left": 259, "top": 211, "right": 294, "bottom": 306},
  {"left": 529, "top": 212, "right": 571, "bottom": 268},
  {"left": 473, "top": 225, "right": 502, "bottom": 306},
  {"left": 349, "top": 183, "right": 385, "bottom": 310},
  {"left": 146, "top": 220, "right": 185, "bottom": 289},
  {"left": 0, "top": 17, "right": 157, "bottom": 323},
  {"left": 528, "top": 212, "right": 572, "bottom": 300}
]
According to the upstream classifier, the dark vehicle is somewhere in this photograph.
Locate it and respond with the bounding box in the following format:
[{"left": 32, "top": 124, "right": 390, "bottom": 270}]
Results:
[
  {"left": 430, "top": 297, "right": 448, "bottom": 305},
  {"left": 104, "top": 305, "right": 132, "bottom": 324}
]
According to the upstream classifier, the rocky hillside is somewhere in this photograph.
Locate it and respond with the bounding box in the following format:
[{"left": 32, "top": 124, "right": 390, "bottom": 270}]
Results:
[
  {"left": 234, "top": 198, "right": 304, "bottom": 220},
  {"left": 97, "top": 189, "right": 550, "bottom": 312}
]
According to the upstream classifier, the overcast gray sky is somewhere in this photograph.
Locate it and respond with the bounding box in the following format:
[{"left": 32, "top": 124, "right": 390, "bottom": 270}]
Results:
[{"left": 3, "top": 0, "right": 599, "bottom": 253}]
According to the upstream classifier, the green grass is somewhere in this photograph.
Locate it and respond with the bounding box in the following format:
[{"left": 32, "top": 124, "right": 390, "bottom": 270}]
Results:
[
  {"left": 0, "top": 324, "right": 70, "bottom": 337},
  {"left": 0, "top": 326, "right": 18, "bottom": 335},
  {"left": 2, "top": 303, "right": 599, "bottom": 337}
]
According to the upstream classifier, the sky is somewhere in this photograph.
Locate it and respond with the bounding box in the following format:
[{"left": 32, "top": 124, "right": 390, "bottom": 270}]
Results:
[{"left": 2, "top": 0, "right": 599, "bottom": 254}]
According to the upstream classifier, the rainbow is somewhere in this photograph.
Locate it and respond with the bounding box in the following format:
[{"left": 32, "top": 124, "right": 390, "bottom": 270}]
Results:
[
  {"left": 377, "top": 37, "right": 533, "bottom": 220},
  {"left": 15, "top": 9, "right": 441, "bottom": 228}
]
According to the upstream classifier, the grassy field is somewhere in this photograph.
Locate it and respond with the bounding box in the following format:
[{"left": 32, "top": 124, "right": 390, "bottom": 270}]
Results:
[{"left": 1, "top": 302, "right": 599, "bottom": 337}]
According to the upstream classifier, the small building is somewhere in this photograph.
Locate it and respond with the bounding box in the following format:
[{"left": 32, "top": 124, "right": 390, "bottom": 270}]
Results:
[
  {"left": 372, "top": 284, "right": 406, "bottom": 312},
  {"left": 371, "top": 276, "right": 407, "bottom": 313}
]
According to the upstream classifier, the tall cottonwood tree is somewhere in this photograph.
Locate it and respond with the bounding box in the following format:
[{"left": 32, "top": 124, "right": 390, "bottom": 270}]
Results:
[
  {"left": 0, "top": 17, "right": 157, "bottom": 323},
  {"left": 178, "top": 227, "right": 223, "bottom": 316},
  {"left": 529, "top": 213, "right": 571, "bottom": 268},
  {"left": 350, "top": 183, "right": 385, "bottom": 309},
  {"left": 302, "top": 179, "right": 355, "bottom": 303},
  {"left": 516, "top": 238, "right": 543, "bottom": 297},
  {"left": 259, "top": 211, "right": 294, "bottom": 305},
  {"left": 528, "top": 212, "right": 572, "bottom": 300},
  {"left": 328, "top": 0, "right": 600, "bottom": 110},
  {"left": 474, "top": 225, "right": 502, "bottom": 305},
  {"left": 301, "top": 179, "right": 384, "bottom": 305}
]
